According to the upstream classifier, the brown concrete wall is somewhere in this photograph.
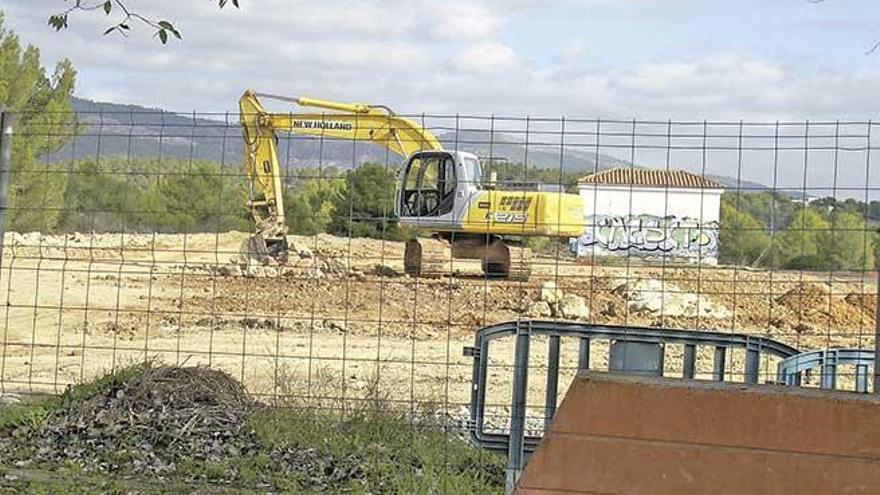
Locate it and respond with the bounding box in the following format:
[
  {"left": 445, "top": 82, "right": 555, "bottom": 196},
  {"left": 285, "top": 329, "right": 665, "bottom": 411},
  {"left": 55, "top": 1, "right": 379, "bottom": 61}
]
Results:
[{"left": 514, "top": 372, "right": 880, "bottom": 495}]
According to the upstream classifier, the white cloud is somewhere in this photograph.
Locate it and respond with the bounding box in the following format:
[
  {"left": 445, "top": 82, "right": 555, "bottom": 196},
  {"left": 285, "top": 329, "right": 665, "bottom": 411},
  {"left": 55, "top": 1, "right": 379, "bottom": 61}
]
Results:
[
  {"left": 424, "top": 1, "right": 507, "bottom": 41},
  {"left": 451, "top": 42, "right": 518, "bottom": 74},
  {"left": 559, "top": 36, "right": 589, "bottom": 61},
  {"left": 2, "top": 0, "right": 880, "bottom": 123}
]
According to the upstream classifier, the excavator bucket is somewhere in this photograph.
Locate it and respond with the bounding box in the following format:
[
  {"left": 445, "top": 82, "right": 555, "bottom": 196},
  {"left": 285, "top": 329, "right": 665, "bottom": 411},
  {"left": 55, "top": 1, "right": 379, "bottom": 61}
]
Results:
[{"left": 240, "top": 234, "right": 288, "bottom": 265}]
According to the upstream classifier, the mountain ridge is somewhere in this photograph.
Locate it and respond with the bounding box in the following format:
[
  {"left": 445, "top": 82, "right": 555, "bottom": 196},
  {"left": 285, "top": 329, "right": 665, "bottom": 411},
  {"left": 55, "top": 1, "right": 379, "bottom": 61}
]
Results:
[{"left": 54, "top": 97, "right": 774, "bottom": 193}]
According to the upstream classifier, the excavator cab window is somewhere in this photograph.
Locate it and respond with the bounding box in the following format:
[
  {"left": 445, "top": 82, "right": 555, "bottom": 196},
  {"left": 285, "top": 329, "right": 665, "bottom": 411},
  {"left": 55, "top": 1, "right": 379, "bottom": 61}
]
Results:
[{"left": 401, "top": 153, "right": 457, "bottom": 217}]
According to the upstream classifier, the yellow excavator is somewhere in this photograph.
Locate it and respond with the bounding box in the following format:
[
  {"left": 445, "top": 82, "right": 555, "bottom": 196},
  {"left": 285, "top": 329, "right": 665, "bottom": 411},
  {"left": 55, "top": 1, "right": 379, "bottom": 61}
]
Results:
[{"left": 239, "top": 90, "right": 585, "bottom": 279}]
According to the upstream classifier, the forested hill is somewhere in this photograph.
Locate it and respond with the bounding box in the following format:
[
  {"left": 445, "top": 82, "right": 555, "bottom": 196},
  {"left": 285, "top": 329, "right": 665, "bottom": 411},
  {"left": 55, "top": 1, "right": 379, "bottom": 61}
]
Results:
[
  {"left": 50, "top": 97, "right": 776, "bottom": 192},
  {"left": 54, "top": 97, "right": 633, "bottom": 172}
]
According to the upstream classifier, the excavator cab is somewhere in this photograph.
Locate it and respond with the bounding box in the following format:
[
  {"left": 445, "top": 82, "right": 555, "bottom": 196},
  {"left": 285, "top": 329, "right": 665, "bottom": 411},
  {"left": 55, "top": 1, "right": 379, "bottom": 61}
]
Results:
[
  {"left": 397, "top": 149, "right": 537, "bottom": 279},
  {"left": 396, "top": 150, "right": 482, "bottom": 230}
]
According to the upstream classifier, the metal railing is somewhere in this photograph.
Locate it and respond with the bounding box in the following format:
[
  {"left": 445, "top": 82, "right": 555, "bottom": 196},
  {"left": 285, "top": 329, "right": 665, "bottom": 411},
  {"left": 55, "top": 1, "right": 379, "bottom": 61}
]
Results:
[
  {"left": 778, "top": 348, "right": 875, "bottom": 392},
  {"left": 463, "top": 319, "right": 801, "bottom": 491}
]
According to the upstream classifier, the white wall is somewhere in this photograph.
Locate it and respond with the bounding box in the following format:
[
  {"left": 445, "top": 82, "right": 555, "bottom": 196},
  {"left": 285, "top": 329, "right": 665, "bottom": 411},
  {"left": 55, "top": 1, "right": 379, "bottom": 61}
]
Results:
[{"left": 573, "top": 184, "right": 724, "bottom": 263}]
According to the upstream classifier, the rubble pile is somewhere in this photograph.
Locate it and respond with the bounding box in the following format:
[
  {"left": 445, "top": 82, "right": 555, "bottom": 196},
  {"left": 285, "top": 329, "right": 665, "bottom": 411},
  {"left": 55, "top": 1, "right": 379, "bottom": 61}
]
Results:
[
  {"left": 217, "top": 238, "right": 350, "bottom": 279},
  {"left": 775, "top": 282, "right": 873, "bottom": 333},
  {"left": 2, "top": 365, "right": 258, "bottom": 476},
  {"left": 528, "top": 281, "right": 591, "bottom": 320},
  {"left": 612, "top": 278, "right": 733, "bottom": 319}
]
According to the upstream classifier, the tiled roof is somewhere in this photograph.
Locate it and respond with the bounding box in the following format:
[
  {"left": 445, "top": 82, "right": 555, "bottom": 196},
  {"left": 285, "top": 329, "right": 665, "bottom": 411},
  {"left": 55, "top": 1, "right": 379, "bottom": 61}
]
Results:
[{"left": 579, "top": 168, "right": 724, "bottom": 189}]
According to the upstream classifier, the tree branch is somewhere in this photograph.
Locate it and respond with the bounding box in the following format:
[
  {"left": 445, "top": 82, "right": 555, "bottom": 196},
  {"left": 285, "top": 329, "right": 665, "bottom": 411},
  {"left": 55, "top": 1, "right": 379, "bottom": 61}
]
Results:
[
  {"left": 806, "top": 0, "right": 880, "bottom": 55},
  {"left": 49, "top": 0, "right": 240, "bottom": 44}
]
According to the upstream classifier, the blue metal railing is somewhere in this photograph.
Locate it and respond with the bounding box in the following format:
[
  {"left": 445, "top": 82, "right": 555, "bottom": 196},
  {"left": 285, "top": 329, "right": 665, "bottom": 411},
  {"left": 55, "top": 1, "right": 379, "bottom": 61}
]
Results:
[
  {"left": 463, "top": 320, "right": 802, "bottom": 491},
  {"left": 777, "top": 348, "right": 875, "bottom": 393}
]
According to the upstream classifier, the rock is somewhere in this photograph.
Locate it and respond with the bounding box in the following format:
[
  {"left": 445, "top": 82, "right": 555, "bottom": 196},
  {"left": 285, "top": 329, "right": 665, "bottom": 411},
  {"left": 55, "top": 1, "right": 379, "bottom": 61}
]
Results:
[
  {"left": 527, "top": 301, "right": 553, "bottom": 318},
  {"left": 217, "top": 265, "right": 241, "bottom": 277},
  {"left": 615, "top": 278, "right": 731, "bottom": 319},
  {"left": 539, "top": 281, "right": 563, "bottom": 304},
  {"left": 241, "top": 317, "right": 275, "bottom": 330},
  {"left": 559, "top": 294, "right": 590, "bottom": 320},
  {"left": 263, "top": 266, "right": 279, "bottom": 278},
  {"left": 793, "top": 322, "right": 813, "bottom": 334},
  {"left": 245, "top": 260, "right": 264, "bottom": 278},
  {"left": 297, "top": 247, "right": 313, "bottom": 259},
  {"left": 6, "top": 232, "right": 24, "bottom": 246},
  {"left": 368, "top": 264, "right": 399, "bottom": 277},
  {"left": 324, "top": 320, "right": 346, "bottom": 333}
]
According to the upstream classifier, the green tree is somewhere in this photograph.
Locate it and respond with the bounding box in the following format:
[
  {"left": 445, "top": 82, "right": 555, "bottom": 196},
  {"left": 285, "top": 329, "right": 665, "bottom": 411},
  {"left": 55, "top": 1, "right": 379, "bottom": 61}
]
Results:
[
  {"left": 59, "top": 158, "right": 146, "bottom": 232},
  {"left": 149, "top": 160, "right": 248, "bottom": 233},
  {"left": 329, "top": 163, "right": 400, "bottom": 239},
  {"left": 483, "top": 161, "right": 581, "bottom": 193},
  {"left": 0, "top": 14, "right": 77, "bottom": 232},
  {"left": 819, "top": 211, "right": 876, "bottom": 271},
  {"left": 775, "top": 206, "right": 831, "bottom": 269},
  {"left": 719, "top": 201, "right": 770, "bottom": 266},
  {"left": 284, "top": 167, "right": 343, "bottom": 235},
  {"left": 724, "top": 191, "right": 796, "bottom": 232}
]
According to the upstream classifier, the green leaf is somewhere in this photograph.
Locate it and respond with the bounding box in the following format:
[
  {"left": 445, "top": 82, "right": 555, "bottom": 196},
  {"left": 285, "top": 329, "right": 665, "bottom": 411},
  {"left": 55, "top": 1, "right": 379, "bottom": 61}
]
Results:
[
  {"left": 103, "top": 1, "right": 112, "bottom": 14},
  {"left": 158, "top": 20, "right": 174, "bottom": 30},
  {"left": 158, "top": 29, "right": 168, "bottom": 44},
  {"left": 103, "top": 26, "right": 116, "bottom": 35},
  {"left": 48, "top": 14, "right": 68, "bottom": 31},
  {"left": 119, "top": 23, "right": 130, "bottom": 30}
]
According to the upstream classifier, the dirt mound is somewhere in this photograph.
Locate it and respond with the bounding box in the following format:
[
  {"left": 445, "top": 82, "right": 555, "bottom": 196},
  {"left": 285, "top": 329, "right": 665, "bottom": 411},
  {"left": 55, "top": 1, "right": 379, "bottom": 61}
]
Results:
[
  {"left": 775, "top": 282, "right": 873, "bottom": 331},
  {"left": 776, "top": 282, "right": 832, "bottom": 308},
  {"left": 845, "top": 292, "right": 877, "bottom": 317},
  {"left": 6, "top": 364, "right": 259, "bottom": 475}
]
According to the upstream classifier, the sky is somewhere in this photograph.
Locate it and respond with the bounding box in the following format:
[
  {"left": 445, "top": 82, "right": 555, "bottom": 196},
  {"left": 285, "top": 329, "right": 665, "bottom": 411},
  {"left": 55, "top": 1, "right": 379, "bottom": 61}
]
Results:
[{"left": 3, "top": 0, "right": 880, "bottom": 121}]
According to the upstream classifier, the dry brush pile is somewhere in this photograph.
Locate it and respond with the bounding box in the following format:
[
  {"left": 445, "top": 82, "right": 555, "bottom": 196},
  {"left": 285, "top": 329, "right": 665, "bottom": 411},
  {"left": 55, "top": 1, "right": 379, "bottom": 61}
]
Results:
[{"left": 0, "top": 363, "right": 503, "bottom": 493}]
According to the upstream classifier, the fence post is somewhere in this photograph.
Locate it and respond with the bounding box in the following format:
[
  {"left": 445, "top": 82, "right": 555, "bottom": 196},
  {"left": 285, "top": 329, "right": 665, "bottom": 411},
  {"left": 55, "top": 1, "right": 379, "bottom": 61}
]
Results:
[
  {"left": 683, "top": 344, "right": 696, "bottom": 379},
  {"left": 745, "top": 345, "right": 760, "bottom": 385},
  {"left": 0, "top": 110, "right": 12, "bottom": 270},
  {"left": 544, "top": 334, "right": 560, "bottom": 431},
  {"left": 506, "top": 321, "right": 531, "bottom": 494},
  {"left": 874, "top": 266, "right": 879, "bottom": 394},
  {"left": 713, "top": 346, "right": 726, "bottom": 382}
]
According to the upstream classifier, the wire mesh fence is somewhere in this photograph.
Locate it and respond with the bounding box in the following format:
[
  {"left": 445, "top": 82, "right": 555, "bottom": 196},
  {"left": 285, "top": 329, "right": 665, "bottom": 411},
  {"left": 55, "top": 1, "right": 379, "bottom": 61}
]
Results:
[{"left": 0, "top": 105, "right": 878, "bottom": 491}]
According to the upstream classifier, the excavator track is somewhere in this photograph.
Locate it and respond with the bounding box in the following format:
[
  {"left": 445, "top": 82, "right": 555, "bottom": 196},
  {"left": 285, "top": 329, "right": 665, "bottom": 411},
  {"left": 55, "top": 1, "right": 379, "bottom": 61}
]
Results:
[
  {"left": 404, "top": 238, "right": 452, "bottom": 278},
  {"left": 504, "top": 244, "right": 533, "bottom": 281},
  {"left": 480, "top": 239, "right": 533, "bottom": 281}
]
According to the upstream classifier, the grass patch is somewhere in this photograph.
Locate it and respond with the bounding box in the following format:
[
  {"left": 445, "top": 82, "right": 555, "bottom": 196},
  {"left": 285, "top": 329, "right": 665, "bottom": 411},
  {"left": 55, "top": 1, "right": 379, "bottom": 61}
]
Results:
[{"left": 0, "top": 363, "right": 505, "bottom": 494}]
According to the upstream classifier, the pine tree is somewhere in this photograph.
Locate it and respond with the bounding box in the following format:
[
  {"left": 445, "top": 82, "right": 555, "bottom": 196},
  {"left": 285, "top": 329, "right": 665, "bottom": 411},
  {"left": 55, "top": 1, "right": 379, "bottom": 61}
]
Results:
[
  {"left": 819, "top": 210, "right": 876, "bottom": 272},
  {"left": 0, "top": 13, "right": 77, "bottom": 232},
  {"left": 718, "top": 201, "right": 770, "bottom": 266},
  {"left": 776, "top": 206, "right": 831, "bottom": 269}
]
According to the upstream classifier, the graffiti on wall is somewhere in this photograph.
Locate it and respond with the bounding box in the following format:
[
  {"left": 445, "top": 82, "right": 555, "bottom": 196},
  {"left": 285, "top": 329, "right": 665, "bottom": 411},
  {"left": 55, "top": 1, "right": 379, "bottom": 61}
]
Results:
[{"left": 571, "top": 214, "right": 719, "bottom": 259}]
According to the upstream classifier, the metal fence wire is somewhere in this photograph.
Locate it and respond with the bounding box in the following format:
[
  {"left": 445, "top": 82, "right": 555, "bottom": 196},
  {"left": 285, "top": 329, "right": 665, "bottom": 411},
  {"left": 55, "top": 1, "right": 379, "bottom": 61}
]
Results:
[{"left": 0, "top": 106, "right": 878, "bottom": 491}]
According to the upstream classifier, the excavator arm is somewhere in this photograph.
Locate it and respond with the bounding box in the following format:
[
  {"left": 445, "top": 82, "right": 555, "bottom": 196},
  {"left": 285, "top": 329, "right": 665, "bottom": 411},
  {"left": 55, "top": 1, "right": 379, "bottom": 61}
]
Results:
[{"left": 239, "top": 90, "right": 443, "bottom": 260}]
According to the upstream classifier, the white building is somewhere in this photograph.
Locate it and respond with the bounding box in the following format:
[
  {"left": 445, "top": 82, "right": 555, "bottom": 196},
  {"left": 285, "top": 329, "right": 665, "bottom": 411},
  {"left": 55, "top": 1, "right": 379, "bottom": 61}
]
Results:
[{"left": 572, "top": 168, "right": 725, "bottom": 264}]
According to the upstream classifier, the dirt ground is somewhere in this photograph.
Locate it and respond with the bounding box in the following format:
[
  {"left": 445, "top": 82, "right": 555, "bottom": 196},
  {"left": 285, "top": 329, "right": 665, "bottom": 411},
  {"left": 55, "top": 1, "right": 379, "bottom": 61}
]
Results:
[{"left": 0, "top": 231, "right": 875, "bottom": 420}]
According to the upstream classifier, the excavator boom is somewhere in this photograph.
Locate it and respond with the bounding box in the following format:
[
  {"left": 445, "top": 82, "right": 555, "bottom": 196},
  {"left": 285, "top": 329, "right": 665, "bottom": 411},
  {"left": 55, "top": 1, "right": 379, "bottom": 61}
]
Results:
[{"left": 239, "top": 90, "right": 442, "bottom": 260}]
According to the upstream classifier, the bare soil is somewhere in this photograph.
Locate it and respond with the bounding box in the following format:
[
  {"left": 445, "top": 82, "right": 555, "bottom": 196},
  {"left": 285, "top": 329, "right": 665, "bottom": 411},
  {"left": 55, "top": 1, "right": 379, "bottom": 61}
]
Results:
[{"left": 0, "top": 231, "right": 875, "bottom": 412}]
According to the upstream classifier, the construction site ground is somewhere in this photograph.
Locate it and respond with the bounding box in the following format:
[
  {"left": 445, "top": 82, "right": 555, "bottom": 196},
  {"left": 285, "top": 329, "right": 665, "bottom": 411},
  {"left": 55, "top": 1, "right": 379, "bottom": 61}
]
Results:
[{"left": 0, "top": 231, "right": 875, "bottom": 421}]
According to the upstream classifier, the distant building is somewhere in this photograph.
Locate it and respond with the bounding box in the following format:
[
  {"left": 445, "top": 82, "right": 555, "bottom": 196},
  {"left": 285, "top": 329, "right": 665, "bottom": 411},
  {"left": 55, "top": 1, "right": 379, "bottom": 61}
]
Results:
[{"left": 571, "top": 168, "right": 725, "bottom": 264}]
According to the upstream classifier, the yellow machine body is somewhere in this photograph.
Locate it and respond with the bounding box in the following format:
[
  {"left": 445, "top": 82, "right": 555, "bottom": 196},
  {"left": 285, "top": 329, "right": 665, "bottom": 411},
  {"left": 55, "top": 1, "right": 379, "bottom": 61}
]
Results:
[{"left": 460, "top": 190, "right": 586, "bottom": 237}]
